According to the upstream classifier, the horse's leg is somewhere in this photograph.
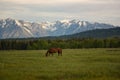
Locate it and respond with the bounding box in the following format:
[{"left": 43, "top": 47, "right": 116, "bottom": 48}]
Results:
[
  {"left": 46, "top": 51, "right": 49, "bottom": 57},
  {"left": 58, "top": 52, "right": 62, "bottom": 56},
  {"left": 58, "top": 53, "right": 61, "bottom": 56},
  {"left": 59, "top": 53, "right": 62, "bottom": 56}
]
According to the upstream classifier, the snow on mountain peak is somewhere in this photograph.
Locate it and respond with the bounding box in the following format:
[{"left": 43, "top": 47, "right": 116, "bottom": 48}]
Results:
[
  {"left": 42, "top": 24, "right": 57, "bottom": 31},
  {"left": 60, "top": 19, "right": 69, "bottom": 23},
  {"left": 0, "top": 19, "right": 6, "bottom": 28},
  {"left": 6, "top": 18, "right": 14, "bottom": 21},
  {"left": 40, "top": 21, "right": 56, "bottom": 31},
  {"left": 79, "top": 21, "right": 87, "bottom": 27},
  {"left": 0, "top": 18, "right": 116, "bottom": 39},
  {"left": 15, "top": 20, "right": 21, "bottom": 26}
]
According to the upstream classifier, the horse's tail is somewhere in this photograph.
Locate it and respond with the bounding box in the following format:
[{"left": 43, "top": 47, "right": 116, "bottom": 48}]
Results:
[{"left": 45, "top": 51, "right": 49, "bottom": 57}]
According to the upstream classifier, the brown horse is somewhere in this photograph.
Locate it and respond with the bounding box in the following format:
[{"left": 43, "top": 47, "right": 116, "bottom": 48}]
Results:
[{"left": 45, "top": 48, "right": 62, "bottom": 57}]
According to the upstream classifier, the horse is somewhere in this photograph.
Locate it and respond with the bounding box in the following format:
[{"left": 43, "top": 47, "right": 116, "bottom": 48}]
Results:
[{"left": 45, "top": 48, "right": 62, "bottom": 57}]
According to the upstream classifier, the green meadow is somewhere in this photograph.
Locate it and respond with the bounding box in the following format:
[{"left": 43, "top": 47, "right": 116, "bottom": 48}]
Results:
[{"left": 0, "top": 48, "right": 120, "bottom": 80}]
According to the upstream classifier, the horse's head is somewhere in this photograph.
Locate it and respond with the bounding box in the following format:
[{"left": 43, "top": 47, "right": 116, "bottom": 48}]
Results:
[{"left": 45, "top": 51, "right": 49, "bottom": 57}]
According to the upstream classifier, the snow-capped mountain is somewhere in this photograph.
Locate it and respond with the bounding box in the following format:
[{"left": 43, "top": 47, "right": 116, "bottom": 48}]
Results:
[{"left": 0, "top": 18, "right": 116, "bottom": 39}]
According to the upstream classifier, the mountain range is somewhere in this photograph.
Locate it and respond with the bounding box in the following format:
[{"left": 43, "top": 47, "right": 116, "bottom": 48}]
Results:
[{"left": 0, "top": 18, "right": 119, "bottom": 39}]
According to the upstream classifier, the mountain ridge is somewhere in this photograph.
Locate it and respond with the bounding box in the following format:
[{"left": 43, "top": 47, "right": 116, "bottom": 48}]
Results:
[
  {"left": 0, "top": 18, "right": 119, "bottom": 39},
  {"left": 59, "top": 27, "right": 120, "bottom": 39}
]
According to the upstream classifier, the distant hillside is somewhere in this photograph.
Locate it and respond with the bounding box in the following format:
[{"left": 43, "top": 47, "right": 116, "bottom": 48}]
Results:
[{"left": 60, "top": 27, "right": 120, "bottom": 39}]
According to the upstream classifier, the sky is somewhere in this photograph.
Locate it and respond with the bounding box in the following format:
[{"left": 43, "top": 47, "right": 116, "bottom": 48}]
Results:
[{"left": 0, "top": 0, "right": 120, "bottom": 26}]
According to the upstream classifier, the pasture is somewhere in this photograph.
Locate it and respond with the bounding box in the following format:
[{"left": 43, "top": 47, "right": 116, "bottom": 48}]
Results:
[{"left": 0, "top": 48, "right": 120, "bottom": 80}]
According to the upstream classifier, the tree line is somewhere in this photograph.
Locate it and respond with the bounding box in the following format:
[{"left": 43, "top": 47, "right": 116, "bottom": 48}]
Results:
[{"left": 0, "top": 37, "right": 120, "bottom": 50}]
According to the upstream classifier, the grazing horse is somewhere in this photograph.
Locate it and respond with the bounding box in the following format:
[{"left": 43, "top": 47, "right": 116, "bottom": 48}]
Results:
[{"left": 45, "top": 48, "right": 62, "bottom": 57}]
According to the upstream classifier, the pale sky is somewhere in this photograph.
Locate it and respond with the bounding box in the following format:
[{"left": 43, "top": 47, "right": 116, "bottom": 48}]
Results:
[{"left": 0, "top": 0, "right": 120, "bottom": 26}]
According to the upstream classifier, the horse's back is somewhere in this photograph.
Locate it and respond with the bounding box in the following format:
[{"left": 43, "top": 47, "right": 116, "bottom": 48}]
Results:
[
  {"left": 48, "top": 48, "right": 62, "bottom": 53},
  {"left": 48, "top": 48, "right": 58, "bottom": 53}
]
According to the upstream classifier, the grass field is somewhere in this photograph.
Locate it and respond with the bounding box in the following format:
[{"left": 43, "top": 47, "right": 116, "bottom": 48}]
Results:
[{"left": 0, "top": 48, "right": 120, "bottom": 80}]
